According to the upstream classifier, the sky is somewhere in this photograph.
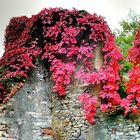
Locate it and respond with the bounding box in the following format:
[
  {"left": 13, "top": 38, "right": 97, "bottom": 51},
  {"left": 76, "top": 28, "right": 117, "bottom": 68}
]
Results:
[{"left": 1, "top": 0, "right": 140, "bottom": 57}]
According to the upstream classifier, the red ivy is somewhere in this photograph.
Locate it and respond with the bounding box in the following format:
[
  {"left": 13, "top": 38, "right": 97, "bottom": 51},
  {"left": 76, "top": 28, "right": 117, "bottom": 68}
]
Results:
[
  {"left": 78, "top": 93, "right": 97, "bottom": 124},
  {"left": 124, "top": 29, "right": 140, "bottom": 116},
  {"left": 2, "top": 8, "right": 138, "bottom": 124},
  {"left": 0, "top": 83, "right": 5, "bottom": 102}
]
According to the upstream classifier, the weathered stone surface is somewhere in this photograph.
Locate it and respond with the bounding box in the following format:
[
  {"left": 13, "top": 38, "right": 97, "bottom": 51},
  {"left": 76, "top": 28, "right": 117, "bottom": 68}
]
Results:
[
  {"left": 0, "top": 55, "right": 140, "bottom": 140},
  {"left": 51, "top": 78, "right": 92, "bottom": 140},
  {"left": 87, "top": 113, "right": 140, "bottom": 140},
  {"left": 0, "top": 59, "right": 53, "bottom": 140}
]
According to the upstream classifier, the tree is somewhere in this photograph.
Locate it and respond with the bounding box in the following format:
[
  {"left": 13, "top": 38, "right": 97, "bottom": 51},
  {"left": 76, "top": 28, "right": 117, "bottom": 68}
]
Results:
[
  {"left": 114, "top": 10, "right": 140, "bottom": 75},
  {"left": 114, "top": 10, "right": 140, "bottom": 58}
]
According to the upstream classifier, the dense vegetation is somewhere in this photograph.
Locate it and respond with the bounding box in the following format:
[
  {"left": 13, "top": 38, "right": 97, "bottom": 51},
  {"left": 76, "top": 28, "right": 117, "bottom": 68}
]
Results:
[
  {"left": 114, "top": 11, "right": 140, "bottom": 75},
  {"left": 0, "top": 8, "right": 139, "bottom": 124}
]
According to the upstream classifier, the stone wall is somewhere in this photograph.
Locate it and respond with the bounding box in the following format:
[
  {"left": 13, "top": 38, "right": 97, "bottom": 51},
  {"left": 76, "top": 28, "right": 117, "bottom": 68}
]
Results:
[
  {"left": 0, "top": 56, "right": 140, "bottom": 140},
  {"left": 51, "top": 79, "right": 91, "bottom": 140},
  {"left": 0, "top": 59, "right": 53, "bottom": 140},
  {"left": 51, "top": 46, "right": 104, "bottom": 140},
  {"left": 87, "top": 113, "right": 140, "bottom": 140}
]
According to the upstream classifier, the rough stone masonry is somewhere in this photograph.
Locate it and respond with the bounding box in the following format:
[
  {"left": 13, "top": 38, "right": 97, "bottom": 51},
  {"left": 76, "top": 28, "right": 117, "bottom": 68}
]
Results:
[{"left": 0, "top": 50, "right": 140, "bottom": 140}]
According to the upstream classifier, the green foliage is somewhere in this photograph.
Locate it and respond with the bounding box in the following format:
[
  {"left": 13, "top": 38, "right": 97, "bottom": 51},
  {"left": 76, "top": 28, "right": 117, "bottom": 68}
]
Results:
[
  {"left": 114, "top": 10, "right": 140, "bottom": 58},
  {"left": 114, "top": 10, "right": 140, "bottom": 80},
  {"left": 113, "top": 10, "right": 140, "bottom": 99},
  {"left": 123, "top": 61, "right": 132, "bottom": 73}
]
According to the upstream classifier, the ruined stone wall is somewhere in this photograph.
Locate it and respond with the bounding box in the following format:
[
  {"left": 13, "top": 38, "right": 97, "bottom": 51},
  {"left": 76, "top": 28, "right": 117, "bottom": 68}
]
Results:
[
  {"left": 87, "top": 112, "right": 140, "bottom": 140},
  {"left": 51, "top": 46, "right": 104, "bottom": 140},
  {"left": 51, "top": 79, "right": 91, "bottom": 140},
  {"left": 0, "top": 59, "right": 53, "bottom": 140},
  {"left": 0, "top": 56, "right": 140, "bottom": 140}
]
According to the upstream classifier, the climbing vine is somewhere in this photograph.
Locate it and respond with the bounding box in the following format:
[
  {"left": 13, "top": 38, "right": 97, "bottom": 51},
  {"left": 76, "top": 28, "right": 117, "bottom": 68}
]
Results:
[
  {"left": 0, "top": 8, "right": 139, "bottom": 124},
  {"left": 122, "top": 29, "right": 140, "bottom": 116}
]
